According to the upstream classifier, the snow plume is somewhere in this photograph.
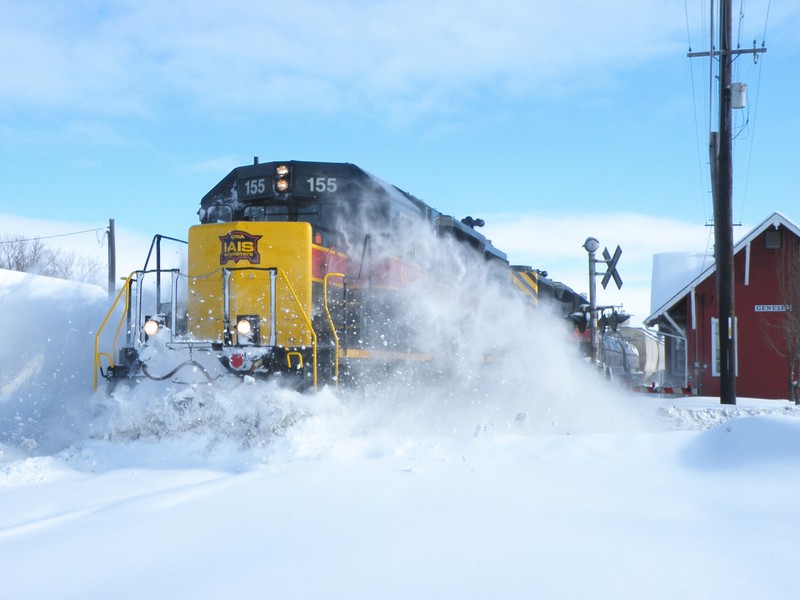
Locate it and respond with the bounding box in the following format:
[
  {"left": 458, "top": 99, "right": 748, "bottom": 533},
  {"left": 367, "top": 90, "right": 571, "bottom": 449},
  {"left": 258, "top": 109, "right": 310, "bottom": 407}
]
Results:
[
  {"left": 87, "top": 378, "right": 328, "bottom": 469},
  {"left": 316, "top": 209, "right": 651, "bottom": 439},
  {"left": 0, "top": 211, "right": 650, "bottom": 465}
]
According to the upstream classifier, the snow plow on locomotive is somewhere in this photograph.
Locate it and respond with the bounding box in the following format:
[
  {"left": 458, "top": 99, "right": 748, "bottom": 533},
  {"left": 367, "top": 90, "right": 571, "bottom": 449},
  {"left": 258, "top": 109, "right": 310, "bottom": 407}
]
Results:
[{"left": 94, "top": 159, "right": 603, "bottom": 392}]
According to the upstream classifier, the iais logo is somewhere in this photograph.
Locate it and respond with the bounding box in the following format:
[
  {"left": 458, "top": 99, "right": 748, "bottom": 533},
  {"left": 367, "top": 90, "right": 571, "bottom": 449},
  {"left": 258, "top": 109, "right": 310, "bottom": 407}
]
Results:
[{"left": 218, "top": 230, "right": 262, "bottom": 264}]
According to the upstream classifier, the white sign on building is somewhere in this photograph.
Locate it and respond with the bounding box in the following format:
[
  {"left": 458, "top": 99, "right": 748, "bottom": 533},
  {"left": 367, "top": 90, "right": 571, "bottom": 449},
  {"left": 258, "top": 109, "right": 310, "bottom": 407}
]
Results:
[{"left": 754, "top": 305, "right": 791, "bottom": 312}]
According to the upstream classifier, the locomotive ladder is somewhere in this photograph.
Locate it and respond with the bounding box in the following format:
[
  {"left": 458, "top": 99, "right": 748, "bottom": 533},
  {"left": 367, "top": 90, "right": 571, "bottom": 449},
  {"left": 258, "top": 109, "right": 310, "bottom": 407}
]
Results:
[{"left": 323, "top": 272, "right": 346, "bottom": 386}]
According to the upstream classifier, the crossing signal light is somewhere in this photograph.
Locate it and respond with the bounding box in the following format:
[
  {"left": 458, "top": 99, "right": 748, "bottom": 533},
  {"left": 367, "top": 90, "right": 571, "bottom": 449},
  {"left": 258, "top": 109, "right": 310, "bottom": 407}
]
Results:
[
  {"left": 599, "top": 310, "right": 630, "bottom": 332},
  {"left": 568, "top": 311, "right": 589, "bottom": 333}
]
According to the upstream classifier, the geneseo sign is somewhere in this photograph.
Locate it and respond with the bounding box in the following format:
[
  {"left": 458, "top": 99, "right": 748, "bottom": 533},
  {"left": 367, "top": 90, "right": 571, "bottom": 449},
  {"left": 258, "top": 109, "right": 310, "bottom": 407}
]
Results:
[{"left": 754, "top": 304, "right": 791, "bottom": 312}]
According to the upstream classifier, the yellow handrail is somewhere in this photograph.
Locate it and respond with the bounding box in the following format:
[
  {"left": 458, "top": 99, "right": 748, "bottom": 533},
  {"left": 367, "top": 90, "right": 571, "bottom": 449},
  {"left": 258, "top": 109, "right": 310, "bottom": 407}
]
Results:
[
  {"left": 274, "top": 268, "right": 318, "bottom": 389},
  {"left": 95, "top": 267, "right": 321, "bottom": 390},
  {"left": 323, "top": 272, "right": 345, "bottom": 386},
  {"left": 93, "top": 272, "right": 135, "bottom": 390}
]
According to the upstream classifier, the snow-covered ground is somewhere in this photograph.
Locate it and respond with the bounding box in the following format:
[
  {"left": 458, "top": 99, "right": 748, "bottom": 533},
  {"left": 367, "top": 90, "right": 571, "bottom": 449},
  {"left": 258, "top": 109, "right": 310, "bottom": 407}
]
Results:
[{"left": 1, "top": 269, "right": 799, "bottom": 599}]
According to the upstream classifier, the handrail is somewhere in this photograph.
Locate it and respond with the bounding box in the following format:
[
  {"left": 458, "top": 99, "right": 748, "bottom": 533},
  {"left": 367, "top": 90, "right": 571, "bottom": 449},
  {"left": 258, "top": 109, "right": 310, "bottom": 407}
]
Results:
[
  {"left": 274, "top": 268, "right": 318, "bottom": 389},
  {"left": 93, "top": 271, "right": 136, "bottom": 390},
  {"left": 96, "top": 265, "right": 321, "bottom": 390},
  {"left": 323, "top": 272, "right": 346, "bottom": 386},
  {"left": 222, "top": 266, "right": 319, "bottom": 389},
  {"left": 141, "top": 234, "right": 187, "bottom": 310}
]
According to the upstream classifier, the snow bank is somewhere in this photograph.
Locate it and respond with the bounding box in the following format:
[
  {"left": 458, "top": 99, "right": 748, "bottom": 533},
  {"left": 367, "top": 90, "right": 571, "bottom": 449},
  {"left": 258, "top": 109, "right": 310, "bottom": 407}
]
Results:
[
  {"left": 2, "top": 415, "right": 800, "bottom": 600},
  {"left": 2, "top": 266, "right": 800, "bottom": 600},
  {"left": 682, "top": 413, "right": 800, "bottom": 470},
  {"left": 0, "top": 269, "right": 107, "bottom": 453}
]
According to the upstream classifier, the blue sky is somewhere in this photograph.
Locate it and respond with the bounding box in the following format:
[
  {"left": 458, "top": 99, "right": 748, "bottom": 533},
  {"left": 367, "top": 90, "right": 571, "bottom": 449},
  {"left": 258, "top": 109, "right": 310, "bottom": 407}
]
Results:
[{"left": 1, "top": 0, "right": 798, "bottom": 324}]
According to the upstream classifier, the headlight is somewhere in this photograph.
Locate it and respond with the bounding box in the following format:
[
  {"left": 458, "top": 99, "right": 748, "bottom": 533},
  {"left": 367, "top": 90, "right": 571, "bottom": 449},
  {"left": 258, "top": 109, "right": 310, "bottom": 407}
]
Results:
[
  {"left": 236, "top": 318, "right": 252, "bottom": 336},
  {"left": 235, "top": 315, "right": 260, "bottom": 345},
  {"left": 275, "top": 164, "right": 290, "bottom": 192},
  {"left": 143, "top": 319, "right": 159, "bottom": 337}
]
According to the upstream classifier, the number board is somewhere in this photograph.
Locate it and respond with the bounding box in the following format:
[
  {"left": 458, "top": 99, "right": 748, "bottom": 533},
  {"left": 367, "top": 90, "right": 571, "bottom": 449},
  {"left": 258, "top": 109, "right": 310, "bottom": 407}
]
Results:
[
  {"left": 237, "top": 167, "right": 341, "bottom": 200},
  {"left": 296, "top": 174, "right": 339, "bottom": 195},
  {"left": 238, "top": 177, "right": 270, "bottom": 200}
]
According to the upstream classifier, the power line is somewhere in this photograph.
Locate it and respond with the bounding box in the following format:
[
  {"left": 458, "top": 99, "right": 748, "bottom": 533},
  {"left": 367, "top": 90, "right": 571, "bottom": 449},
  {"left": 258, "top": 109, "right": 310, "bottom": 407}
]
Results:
[
  {"left": 684, "top": 0, "right": 714, "bottom": 224},
  {"left": 0, "top": 227, "right": 107, "bottom": 245},
  {"left": 736, "top": 9, "right": 769, "bottom": 225},
  {"left": 736, "top": 0, "right": 745, "bottom": 49}
]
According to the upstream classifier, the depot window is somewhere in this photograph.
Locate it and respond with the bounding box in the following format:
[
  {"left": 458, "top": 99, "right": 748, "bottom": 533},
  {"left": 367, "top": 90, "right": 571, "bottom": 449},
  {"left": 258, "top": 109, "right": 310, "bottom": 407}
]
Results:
[
  {"left": 710, "top": 317, "right": 738, "bottom": 377},
  {"left": 764, "top": 229, "right": 781, "bottom": 250}
]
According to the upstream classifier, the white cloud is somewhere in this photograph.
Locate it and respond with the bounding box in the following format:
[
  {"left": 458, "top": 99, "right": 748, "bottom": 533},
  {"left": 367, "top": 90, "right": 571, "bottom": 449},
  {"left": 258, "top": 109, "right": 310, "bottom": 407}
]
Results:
[
  {"left": 0, "top": 1, "right": 690, "bottom": 120},
  {"left": 2, "top": 0, "right": 793, "bottom": 138},
  {"left": 484, "top": 210, "right": 712, "bottom": 266},
  {"left": 482, "top": 211, "right": 716, "bottom": 325}
]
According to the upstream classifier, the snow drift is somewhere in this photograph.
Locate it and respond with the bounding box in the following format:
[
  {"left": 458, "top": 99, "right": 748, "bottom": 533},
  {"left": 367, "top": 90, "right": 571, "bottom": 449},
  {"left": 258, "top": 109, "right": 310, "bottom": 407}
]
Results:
[{"left": 1, "top": 268, "right": 799, "bottom": 600}]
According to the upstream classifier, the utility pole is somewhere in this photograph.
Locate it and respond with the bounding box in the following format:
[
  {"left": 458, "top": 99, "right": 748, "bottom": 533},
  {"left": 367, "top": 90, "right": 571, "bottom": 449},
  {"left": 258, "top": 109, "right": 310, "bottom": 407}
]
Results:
[
  {"left": 107, "top": 218, "right": 116, "bottom": 299},
  {"left": 688, "top": 0, "right": 766, "bottom": 405},
  {"left": 716, "top": 0, "right": 736, "bottom": 405}
]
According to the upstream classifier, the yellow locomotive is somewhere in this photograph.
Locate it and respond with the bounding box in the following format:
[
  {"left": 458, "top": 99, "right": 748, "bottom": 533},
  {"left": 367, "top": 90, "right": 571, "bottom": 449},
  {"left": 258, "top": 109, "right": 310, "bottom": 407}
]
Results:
[{"left": 94, "top": 160, "right": 571, "bottom": 391}]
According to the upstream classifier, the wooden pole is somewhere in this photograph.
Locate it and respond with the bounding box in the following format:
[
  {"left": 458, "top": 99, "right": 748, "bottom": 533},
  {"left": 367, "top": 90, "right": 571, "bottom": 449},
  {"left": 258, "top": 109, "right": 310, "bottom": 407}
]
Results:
[
  {"left": 689, "top": 1, "right": 764, "bottom": 404},
  {"left": 107, "top": 218, "right": 116, "bottom": 299},
  {"left": 714, "top": 0, "right": 736, "bottom": 405}
]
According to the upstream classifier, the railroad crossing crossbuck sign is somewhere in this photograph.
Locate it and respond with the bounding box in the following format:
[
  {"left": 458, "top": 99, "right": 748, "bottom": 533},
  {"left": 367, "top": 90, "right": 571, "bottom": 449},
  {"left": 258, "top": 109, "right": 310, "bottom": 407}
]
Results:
[{"left": 600, "top": 246, "right": 623, "bottom": 289}]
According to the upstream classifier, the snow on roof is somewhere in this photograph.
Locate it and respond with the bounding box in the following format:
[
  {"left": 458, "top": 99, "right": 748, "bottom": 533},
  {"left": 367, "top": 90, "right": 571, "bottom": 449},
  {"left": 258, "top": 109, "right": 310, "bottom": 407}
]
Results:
[
  {"left": 649, "top": 251, "right": 713, "bottom": 316},
  {"left": 645, "top": 211, "right": 800, "bottom": 327}
]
